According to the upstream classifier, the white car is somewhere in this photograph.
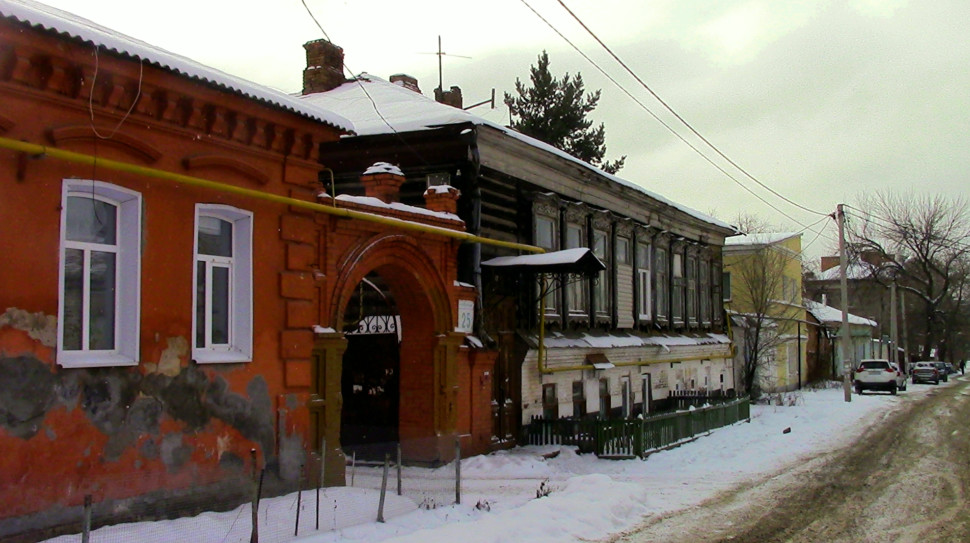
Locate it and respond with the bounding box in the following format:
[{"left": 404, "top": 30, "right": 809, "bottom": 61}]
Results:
[
  {"left": 853, "top": 359, "right": 903, "bottom": 395},
  {"left": 890, "top": 362, "right": 908, "bottom": 391}
]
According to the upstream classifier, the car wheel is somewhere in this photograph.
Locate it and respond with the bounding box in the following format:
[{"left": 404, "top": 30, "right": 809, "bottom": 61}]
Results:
[
  {"left": 890, "top": 383, "right": 897, "bottom": 395},
  {"left": 901, "top": 383, "right": 907, "bottom": 391},
  {"left": 855, "top": 385, "right": 863, "bottom": 395}
]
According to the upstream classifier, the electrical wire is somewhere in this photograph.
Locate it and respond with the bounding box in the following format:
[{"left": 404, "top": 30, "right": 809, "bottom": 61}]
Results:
[
  {"left": 554, "top": 0, "right": 830, "bottom": 219},
  {"left": 518, "top": 0, "right": 821, "bottom": 233}
]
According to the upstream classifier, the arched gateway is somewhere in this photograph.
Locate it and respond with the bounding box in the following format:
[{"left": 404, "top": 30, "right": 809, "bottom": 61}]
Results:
[{"left": 309, "top": 170, "right": 470, "bottom": 485}]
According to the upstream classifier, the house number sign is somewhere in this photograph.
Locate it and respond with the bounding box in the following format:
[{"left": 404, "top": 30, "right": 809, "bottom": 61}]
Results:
[{"left": 456, "top": 300, "right": 474, "bottom": 333}]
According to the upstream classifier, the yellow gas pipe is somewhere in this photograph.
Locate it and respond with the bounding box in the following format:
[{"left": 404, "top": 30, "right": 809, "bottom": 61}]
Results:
[{"left": 0, "top": 137, "right": 545, "bottom": 255}]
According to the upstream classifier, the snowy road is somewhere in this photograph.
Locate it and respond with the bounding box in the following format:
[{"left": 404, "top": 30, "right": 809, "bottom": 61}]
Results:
[{"left": 614, "top": 377, "right": 970, "bottom": 543}]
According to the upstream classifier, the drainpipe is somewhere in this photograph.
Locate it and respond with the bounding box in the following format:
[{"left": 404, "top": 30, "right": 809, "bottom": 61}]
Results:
[{"left": 0, "top": 137, "right": 543, "bottom": 254}]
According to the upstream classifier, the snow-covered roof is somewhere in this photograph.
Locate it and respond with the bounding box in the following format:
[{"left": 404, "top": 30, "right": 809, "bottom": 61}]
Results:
[
  {"left": 813, "top": 262, "right": 874, "bottom": 281},
  {"left": 804, "top": 300, "right": 877, "bottom": 327},
  {"left": 525, "top": 331, "right": 732, "bottom": 350},
  {"left": 724, "top": 232, "right": 801, "bottom": 247},
  {"left": 333, "top": 194, "right": 460, "bottom": 223},
  {"left": 0, "top": 0, "right": 354, "bottom": 133},
  {"left": 481, "top": 247, "right": 605, "bottom": 275},
  {"left": 300, "top": 75, "right": 736, "bottom": 234}
]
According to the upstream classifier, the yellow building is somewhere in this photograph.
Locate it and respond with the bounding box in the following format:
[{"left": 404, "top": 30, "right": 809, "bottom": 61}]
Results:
[{"left": 723, "top": 233, "right": 807, "bottom": 395}]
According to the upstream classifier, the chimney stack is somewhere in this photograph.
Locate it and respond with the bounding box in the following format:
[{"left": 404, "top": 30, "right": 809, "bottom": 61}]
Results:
[
  {"left": 360, "top": 162, "right": 406, "bottom": 204},
  {"left": 390, "top": 74, "right": 421, "bottom": 93},
  {"left": 434, "top": 85, "right": 463, "bottom": 109},
  {"left": 303, "top": 39, "right": 346, "bottom": 94}
]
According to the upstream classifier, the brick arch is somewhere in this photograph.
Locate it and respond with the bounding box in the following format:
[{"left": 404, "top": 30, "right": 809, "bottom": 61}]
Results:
[{"left": 329, "top": 233, "right": 453, "bottom": 332}]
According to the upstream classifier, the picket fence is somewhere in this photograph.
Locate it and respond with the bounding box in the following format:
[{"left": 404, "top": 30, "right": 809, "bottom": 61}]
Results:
[{"left": 524, "top": 396, "right": 750, "bottom": 458}]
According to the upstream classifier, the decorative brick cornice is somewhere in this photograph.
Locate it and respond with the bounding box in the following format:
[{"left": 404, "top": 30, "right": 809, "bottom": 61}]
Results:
[{"left": 0, "top": 31, "right": 326, "bottom": 160}]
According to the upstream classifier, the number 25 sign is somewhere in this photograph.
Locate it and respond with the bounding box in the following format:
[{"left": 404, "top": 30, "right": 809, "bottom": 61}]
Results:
[{"left": 456, "top": 300, "right": 474, "bottom": 333}]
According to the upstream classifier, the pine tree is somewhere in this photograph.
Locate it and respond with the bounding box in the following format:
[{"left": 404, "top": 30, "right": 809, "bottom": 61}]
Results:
[{"left": 504, "top": 51, "right": 625, "bottom": 174}]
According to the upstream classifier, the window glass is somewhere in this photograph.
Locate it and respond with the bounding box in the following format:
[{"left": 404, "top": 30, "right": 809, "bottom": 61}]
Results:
[
  {"left": 88, "top": 251, "right": 116, "bottom": 350},
  {"left": 723, "top": 272, "right": 732, "bottom": 301},
  {"left": 198, "top": 216, "right": 233, "bottom": 257},
  {"left": 617, "top": 237, "right": 630, "bottom": 265},
  {"left": 536, "top": 216, "right": 555, "bottom": 249},
  {"left": 62, "top": 248, "right": 84, "bottom": 350},
  {"left": 66, "top": 196, "right": 116, "bottom": 244},
  {"left": 212, "top": 266, "right": 230, "bottom": 345}
]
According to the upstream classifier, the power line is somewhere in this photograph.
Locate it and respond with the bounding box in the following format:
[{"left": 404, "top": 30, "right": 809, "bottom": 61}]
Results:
[
  {"left": 517, "top": 0, "right": 823, "bottom": 233},
  {"left": 554, "top": 0, "right": 830, "bottom": 218}
]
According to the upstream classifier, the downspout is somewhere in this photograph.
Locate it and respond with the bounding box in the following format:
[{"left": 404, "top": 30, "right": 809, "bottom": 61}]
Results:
[{"left": 0, "top": 137, "right": 542, "bottom": 254}]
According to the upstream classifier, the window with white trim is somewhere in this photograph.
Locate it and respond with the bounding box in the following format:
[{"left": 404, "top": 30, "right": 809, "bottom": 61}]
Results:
[
  {"left": 58, "top": 180, "right": 141, "bottom": 368},
  {"left": 636, "top": 242, "right": 651, "bottom": 320},
  {"left": 193, "top": 204, "right": 253, "bottom": 363}
]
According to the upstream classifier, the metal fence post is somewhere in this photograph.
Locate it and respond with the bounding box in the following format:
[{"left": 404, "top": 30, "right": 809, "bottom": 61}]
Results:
[
  {"left": 294, "top": 463, "right": 304, "bottom": 537},
  {"left": 455, "top": 437, "right": 462, "bottom": 505},
  {"left": 377, "top": 453, "right": 390, "bottom": 523},
  {"left": 81, "top": 494, "right": 92, "bottom": 543},
  {"left": 396, "top": 443, "right": 403, "bottom": 496}
]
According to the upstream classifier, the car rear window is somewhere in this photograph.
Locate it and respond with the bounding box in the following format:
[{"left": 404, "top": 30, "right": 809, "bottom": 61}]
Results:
[{"left": 860, "top": 361, "right": 890, "bottom": 370}]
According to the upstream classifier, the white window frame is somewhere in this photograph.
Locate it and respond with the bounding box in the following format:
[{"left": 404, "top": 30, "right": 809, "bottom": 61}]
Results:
[
  {"left": 57, "top": 180, "right": 141, "bottom": 368},
  {"left": 636, "top": 242, "right": 652, "bottom": 320},
  {"left": 192, "top": 204, "right": 253, "bottom": 363}
]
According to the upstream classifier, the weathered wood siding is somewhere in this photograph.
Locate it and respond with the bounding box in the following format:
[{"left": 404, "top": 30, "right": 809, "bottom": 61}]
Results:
[{"left": 617, "top": 262, "right": 634, "bottom": 328}]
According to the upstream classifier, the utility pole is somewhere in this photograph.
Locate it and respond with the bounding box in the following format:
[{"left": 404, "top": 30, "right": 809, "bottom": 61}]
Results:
[
  {"left": 900, "top": 289, "right": 909, "bottom": 366},
  {"left": 890, "top": 281, "right": 899, "bottom": 368},
  {"left": 837, "top": 204, "right": 852, "bottom": 402}
]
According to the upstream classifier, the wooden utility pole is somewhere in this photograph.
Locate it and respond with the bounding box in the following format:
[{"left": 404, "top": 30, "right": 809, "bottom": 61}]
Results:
[{"left": 837, "top": 204, "right": 852, "bottom": 402}]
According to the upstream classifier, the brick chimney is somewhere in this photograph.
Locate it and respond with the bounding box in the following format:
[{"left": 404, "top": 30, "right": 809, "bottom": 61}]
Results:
[
  {"left": 390, "top": 74, "right": 421, "bottom": 93},
  {"left": 424, "top": 185, "right": 461, "bottom": 215},
  {"left": 303, "top": 39, "right": 346, "bottom": 94},
  {"left": 360, "top": 162, "right": 406, "bottom": 204},
  {"left": 820, "top": 256, "right": 839, "bottom": 272},
  {"left": 434, "top": 85, "right": 463, "bottom": 109}
]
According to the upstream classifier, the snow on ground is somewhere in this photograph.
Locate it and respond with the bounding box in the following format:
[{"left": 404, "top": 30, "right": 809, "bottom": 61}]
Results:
[{"left": 47, "top": 379, "right": 958, "bottom": 543}]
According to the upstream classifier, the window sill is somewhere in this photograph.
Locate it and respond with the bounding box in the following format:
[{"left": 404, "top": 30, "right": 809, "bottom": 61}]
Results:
[
  {"left": 57, "top": 351, "right": 138, "bottom": 368},
  {"left": 193, "top": 349, "right": 252, "bottom": 364}
]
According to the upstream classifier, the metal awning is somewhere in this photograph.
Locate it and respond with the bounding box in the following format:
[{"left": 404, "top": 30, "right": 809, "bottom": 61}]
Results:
[
  {"left": 586, "top": 352, "right": 614, "bottom": 370},
  {"left": 481, "top": 247, "right": 606, "bottom": 275}
]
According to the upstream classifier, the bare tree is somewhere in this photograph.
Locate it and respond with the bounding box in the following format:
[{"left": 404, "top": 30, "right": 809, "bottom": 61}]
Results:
[
  {"left": 847, "top": 191, "right": 970, "bottom": 361},
  {"left": 728, "top": 241, "right": 804, "bottom": 398}
]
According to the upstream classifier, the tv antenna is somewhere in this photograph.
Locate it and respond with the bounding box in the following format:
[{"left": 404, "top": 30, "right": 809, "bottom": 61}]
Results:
[
  {"left": 419, "top": 35, "right": 472, "bottom": 92},
  {"left": 419, "top": 36, "right": 496, "bottom": 111}
]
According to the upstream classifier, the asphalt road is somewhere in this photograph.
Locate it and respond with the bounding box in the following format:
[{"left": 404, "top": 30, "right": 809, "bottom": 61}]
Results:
[{"left": 611, "top": 376, "right": 970, "bottom": 543}]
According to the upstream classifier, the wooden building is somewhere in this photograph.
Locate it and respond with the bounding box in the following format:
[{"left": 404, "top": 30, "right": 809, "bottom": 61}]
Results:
[{"left": 302, "top": 46, "right": 740, "bottom": 446}]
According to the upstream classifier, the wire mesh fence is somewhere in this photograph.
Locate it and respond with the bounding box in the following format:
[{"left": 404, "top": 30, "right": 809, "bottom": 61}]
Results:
[{"left": 10, "top": 436, "right": 463, "bottom": 543}]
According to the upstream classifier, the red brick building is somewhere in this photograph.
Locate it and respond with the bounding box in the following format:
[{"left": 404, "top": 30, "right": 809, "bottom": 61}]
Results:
[{"left": 0, "top": 1, "right": 504, "bottom": 538}]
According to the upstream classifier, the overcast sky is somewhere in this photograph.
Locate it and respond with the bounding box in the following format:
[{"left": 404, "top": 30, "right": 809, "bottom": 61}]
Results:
[{"left": 38, "top": 0, "right": 970, "bottom": 263}]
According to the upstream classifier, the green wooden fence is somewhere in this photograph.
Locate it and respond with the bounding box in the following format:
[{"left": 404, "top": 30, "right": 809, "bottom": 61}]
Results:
[{"left": 525, "top": 397, "right": 750, "bottom": 458}]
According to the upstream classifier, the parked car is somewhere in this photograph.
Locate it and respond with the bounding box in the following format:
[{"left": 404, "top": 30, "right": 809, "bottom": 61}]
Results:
[
  {"left": 854, "top": 359, "right": 901, "bottom": 395},
  {"left": 933, "top": 362, "right": 950, "bottom": 382},
  {"left": 945, "top": 362, "right": 958, "bottom": 376},
  {"left": 912, "top": 361, "right": 940, "bottom": 385}
]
